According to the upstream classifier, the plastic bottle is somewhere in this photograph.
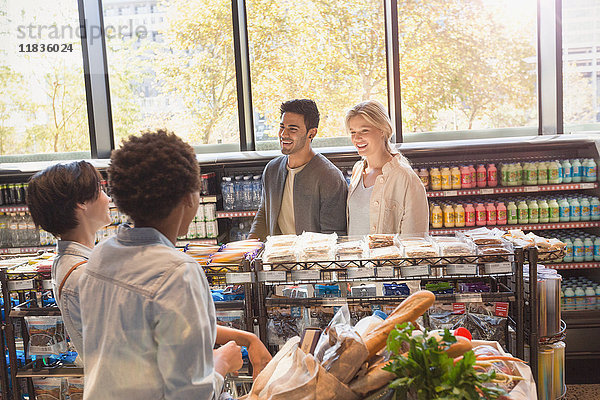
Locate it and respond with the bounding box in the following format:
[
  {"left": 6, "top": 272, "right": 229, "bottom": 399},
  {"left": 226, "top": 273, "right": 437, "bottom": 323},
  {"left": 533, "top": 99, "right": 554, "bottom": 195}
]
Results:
[
  {"left": 469, "top": 165, "right": 476, "bottom": 188},
  {"left": 242, "top": 176, "right": 253, "bottom": 210},
  {"left": 562, "top": 159, "right": 572, "bottom": 183},
  {"left": 465, "top": 203, "right": 476, "bottom": 226},
  {"left": 585, "top": 286, "right": 596, "bottom": 309},
  {"left": 441, "top": 167, "right": 452, "bottom": 190},
  {"left": 485, "top": 203, "right": 497, "bottom": 226},
  {"left": 460, "top": 165, "right": 471, "bottom": 188},
  {"left": 573, "top": 238, "right": 584, "bottom": 262},
  {"left": 507, "top": 201, "right": 518, "bottom": 225},
  {"left": 496, "top": 202, "right": 507, "bottom": 225},
  {"left": 419, "top": 168, "right": 430, "bottom": 190},
  {"left": 443, "top": 204, "right": 455, "bottom": 227},
  {"left": 252, "top": 175, "right": 262, "bottom": 209},
  {"left": 528, "top": 200, "right": 539, "bottom": 224},
  {"left": 430, "top": 167, "right": 442, "bottom": 191},
  {"left": 538, "top": 199, "right": 549, "bottom": 223},
  {"left": 580, "top": 197, "right": 591, "bottom": 221},
  {"left": 518, "top": 201, "right": 529, "bottom": 224},
  {"left": 584, "top": 237, "right": 594, "bottom": 262},
  {"left": 559, "top": 198, "right": 571, "bottom": 222},
  {"left": 525, "top": 162, "right": 538, "bottom": 185},
  {"left": 454, "top": 204, "right": 466, "bottom": 227},
  {"left": 584, "top": 158, "right": 597, "bottom": 182},
  {"left": 506, "top": 163, "right": 517, "bottom": 186},
  {"left": 476, "top": 164, "right": 487, "bottom": 188},
  {"left": 571, "top": 159, "right": 582, "bottom": 183},
  {"left": 233, "top": 176, "right": 244, "bottom": 211},
  {"left": 563, "top": 287, "right": 575, "bottom": 310},
  {"left": 515, "top": 163, "right": 523, "bottom": 186},
  {"left": 574, "top": 286, "right": 586, "bottom": 310},
  {"left": 487, "top": 163, "right": 498, "bottom": 187},
  {"left": 450, "top": 166, "right": 461, "bottom": 189},
  {"left": 591, "top": 197, "right": 600, "bottom": 221},
  {"left": 557, "top": 160, "right": 564, "bottom": 183},
  {"left": 563, "top": 238, "right": 573, "bottom": 262},
  {"left": 476, "top": 203, "right": 487, "bottom": 226},
  {"left": 548, "top": 198, "right": 560, "bottom": 222},
  {"left": 537, "top": 161, "right": 548, "bottom": 185},
  {"left": 548, "top": 160, "right": 560, "bottom": 184},
  {"left": 431, "top": 204, "right": 443, "bottom": 228},
  {"left": 500, "top": 164, "right": 508, "bottom": 186},
  {"left": 594, "top": 237, "right": 600, "bottom": 261},
  {"left": 570, "top": 197, "right": 581, "bottom": 222}
]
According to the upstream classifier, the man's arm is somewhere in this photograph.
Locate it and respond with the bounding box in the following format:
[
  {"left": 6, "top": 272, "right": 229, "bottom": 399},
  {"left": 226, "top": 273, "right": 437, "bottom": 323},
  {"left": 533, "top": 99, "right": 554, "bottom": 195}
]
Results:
[
  {"left": 319, "top": 169, "right": 349, "bottom": 235},
  {"left": 216, "top": 326, "right": 272, "bottom": 378}
]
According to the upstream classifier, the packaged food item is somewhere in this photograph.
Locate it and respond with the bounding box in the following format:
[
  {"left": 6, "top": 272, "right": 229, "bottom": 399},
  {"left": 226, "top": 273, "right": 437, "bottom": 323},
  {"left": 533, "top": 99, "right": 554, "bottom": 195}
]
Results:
[
  {"left": 263, "top": 235, "right": 298, "bottom": 264},
  {"left": 298, "top": 232, "right": 337, "bottom": 261},
  {"left": 25, "top": 316, "right": 68, "bottom": 356},
  {"left": 366, "top": 234, "right": 396, "bottom": 249},
  {"left": 433, "top": 236, "right": 474, "bottom": 256},
  {"left": 368, "top": 246, "right": 403, "bottom": 259},
  {"left": 33, "top": 377, "right": 63, "bottom": 400},
  {"left": 336, "top": 240, "right": 367, "bottom": 260}
]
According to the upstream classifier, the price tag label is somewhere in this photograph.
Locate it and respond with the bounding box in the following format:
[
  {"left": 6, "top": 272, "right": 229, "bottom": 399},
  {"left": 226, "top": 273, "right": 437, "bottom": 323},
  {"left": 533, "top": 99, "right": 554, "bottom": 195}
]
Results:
[
  {"left": 291, "top": 269, "right": 321, "bottom": 281},
  {"left": 7, "top": 279, "right": 35, "bottom": 291},
  {"left": 7, "top": 248, "right": 21, "bottom": 254},
  {"left": 376, "top": 266, "right": 395, "bottom": 278},
  {"left": 455, "top": 293, "right": 483, "bottom": 303},
  {"left": 445, "top": 190, "right": 458, "bottom": 197},
  {"left": 347, "top": 267, "right": 375, "bottom": 279},
  {"left": 445, "top": 264, "right": 477, "bottom": 275},
  {"left": 525, "top": 186, "right": 539, "bottom": 192},
  {"left": 480, "top": 188, "right": 494, "bottom": 195},
  {"left": 401, "top": 265, "right": 430, "bottom": 277},
  {"left": 258, "top": 270, "right": 287, "bottom": 282},
  {"left": 225, "top": 272, "right": 254, "bottom": 284},
  {"left": 42, "top": 280, "right": 53, "bottom": 290},
  {"left": 484, "top": 262, "right": 512, "bottom": 274},
  {"left": 580, "top": 183, "right": 595, "bottom": 189}
]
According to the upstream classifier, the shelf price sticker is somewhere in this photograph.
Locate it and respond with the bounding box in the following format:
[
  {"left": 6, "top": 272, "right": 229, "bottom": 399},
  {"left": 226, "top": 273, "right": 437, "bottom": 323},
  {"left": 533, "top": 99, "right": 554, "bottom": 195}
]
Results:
[
  {"left": 445, "top": 190, "right": 458, "bottom": 197},
  {"left": 42, "top": 280, "right": 53, "bottom": 290},
  {"left": 258, "top": 270, "right": 287, "bottom": 282},
  {"left": 225, "top": 272, "right": 254, "bottom": 284},
  {"left": 7, "top": 279, "right": 35, "bottom": 291},
  {"left": 376, "top": 266, "right": 395, "bottom": 278},
  {"left": 480, "top": 188, "right": 494, "bottom": 195},
  {"left": 347, "top": 267, "right": 375, "bottom": 279},
  {"left": 484, "top": 262, "right": 512, "bottom": 274},
  {"left": 291, "top": 269, "right": 321, "bottom": 281},
  {"left": 525, "top": 186, "right": 539, "bottom": 192},
  {"left": 401, "top": 265, "right": 430, "bottom": 277},
  {"left": 445, "top": 264, "right": 477, "bottom": 275},
  {"left": 580, "top": 183, "right": 595, "bottom": 189},
  {"left": 455, "top": 293, "right": 483, "bottom": 303}
]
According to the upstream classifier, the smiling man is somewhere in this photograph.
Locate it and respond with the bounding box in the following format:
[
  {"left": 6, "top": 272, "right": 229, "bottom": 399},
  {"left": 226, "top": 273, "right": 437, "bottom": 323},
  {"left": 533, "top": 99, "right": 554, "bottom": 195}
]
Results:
[{"left": 249, "top": 99, "right": 348, "bottom": 240}]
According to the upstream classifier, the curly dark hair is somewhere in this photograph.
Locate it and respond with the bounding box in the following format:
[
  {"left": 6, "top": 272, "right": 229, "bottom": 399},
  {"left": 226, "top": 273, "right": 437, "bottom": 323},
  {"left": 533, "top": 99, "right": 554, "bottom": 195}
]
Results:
[
  {"left": 280, "top": 99, "right": 320, "bottom": 131},
  {"left": 108, "top": 130, "right": 200, "bottom": 224},
  {"left": 26, "top": 161, "right": 102, "bottom": 236}
]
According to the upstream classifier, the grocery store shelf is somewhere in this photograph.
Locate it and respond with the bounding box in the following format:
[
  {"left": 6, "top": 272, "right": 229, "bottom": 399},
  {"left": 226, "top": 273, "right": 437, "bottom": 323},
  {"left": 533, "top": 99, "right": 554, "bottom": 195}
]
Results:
[
  {"left": 176, "top": 238, "right": 218, "bottom": 247},
  {"left": 0, "top": 205, "right": 28, "bottom": 213},
  {"left": 16, "top": 366, "right": 83, "bottom": 378},
  {"left": 0, "top": 246, "right": 54, "bottom": 255},
  {"left": 426, "top": 182, "right": 598, "bottom": 198},
  {"left": 429, "top": 221, "right": 600, "bottom": 235},
  {"left": 548, "top": 262, "right": 600, "bottom": 270},
  {"left": 217, "top": 210, "right": 257, "bottom": 218},
  {"left": 200, "top": 195, "right": 218, "bottom": 203}
]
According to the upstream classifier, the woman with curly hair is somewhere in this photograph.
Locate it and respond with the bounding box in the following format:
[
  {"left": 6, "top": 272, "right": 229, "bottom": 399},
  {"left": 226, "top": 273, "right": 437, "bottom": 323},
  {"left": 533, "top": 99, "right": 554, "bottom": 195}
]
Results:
[
  {"left": 26, "top": 161, "right": 111, "bottom": 357},
  {"left": 79, "top": 130, "right": 270, "bottom": 399}
]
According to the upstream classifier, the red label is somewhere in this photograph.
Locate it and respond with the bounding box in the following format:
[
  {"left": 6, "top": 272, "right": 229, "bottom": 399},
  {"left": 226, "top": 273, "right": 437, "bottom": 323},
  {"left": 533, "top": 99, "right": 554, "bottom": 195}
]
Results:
[
  {"left": 453, "top": 303, "right": 466, "bottom": 314},
  {"left": 495, "top": 302, "right": 509, "bottom": 317}
]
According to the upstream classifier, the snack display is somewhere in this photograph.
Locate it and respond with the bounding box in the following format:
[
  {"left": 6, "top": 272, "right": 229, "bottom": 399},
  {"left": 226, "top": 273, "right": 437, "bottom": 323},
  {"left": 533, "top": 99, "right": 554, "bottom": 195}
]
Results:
[
  {"left": 298, "top": 232, "right": 337, "bottom": 261},
  {"left": 367, "top": 234, "right": 395, "bottom": 249},
  {"left": 368, "top": 245, "right": 403, "bottom": 260},
  {"left": 335, "top": 240, "right": 367, "bottom": 260},
  {"left": 433, "top": 236, "right": 474, "bottom": 256},
  {"left": 263, "top": 235, "right": 298, "bottom": 264}
]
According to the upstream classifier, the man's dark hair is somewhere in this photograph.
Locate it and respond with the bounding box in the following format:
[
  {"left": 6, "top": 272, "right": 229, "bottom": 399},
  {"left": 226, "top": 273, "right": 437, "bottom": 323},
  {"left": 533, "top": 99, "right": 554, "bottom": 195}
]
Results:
[
  {"left": 280, "top": 99, "right": 320, "bottom": 132},
  {"left": 108, "top": 129, "right": 200, "bottom": 225},
  {"left": 26, "top": 161, "right": 102, "bottom": 236}
]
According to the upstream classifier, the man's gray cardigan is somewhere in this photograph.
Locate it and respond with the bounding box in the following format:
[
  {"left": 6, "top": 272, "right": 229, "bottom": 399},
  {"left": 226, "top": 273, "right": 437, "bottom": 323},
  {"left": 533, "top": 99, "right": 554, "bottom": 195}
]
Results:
[{"left": 249, "top": 153, "right": 348, "bottom": 240}]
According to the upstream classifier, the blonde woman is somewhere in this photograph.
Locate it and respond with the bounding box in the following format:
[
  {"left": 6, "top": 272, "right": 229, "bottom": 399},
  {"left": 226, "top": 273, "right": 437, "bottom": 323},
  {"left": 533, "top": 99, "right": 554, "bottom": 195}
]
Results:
[{"left": 346, "top": 100, "right": 429, "bottom": 236}]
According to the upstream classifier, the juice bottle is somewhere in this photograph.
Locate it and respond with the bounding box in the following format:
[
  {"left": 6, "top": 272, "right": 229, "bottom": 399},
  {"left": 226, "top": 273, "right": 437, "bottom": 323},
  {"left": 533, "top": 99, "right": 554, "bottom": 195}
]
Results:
[
  {"left": 557, "top": 160, "right": 564, "bottom": 183},
  {"left": 528, "top": 200, "right": 539, "bottom": 224},
  {"left": 496, "top": 202, "right": 507, "bottom": 225},
  {"left": 475, "top": 203, "right": 487, "bottom": 226},
  {"left": 476, "top": 164, "right": 487, "bottom": 188},
  {"left": 594, "top": 236, "right": 600, "bottom": 261},
  {"left": 559, "top": 198, "right": 571, "bottom": 222},
  {"left": 537, "top": 161, "right": 548, "bottom": 185},
  {"left": 419, "top": 168, "right": 430, "bottom": 190},
  {"left": 538, "top": 199, "right": 549, "bottom": 223},
  {"left": 563, "top": 238, "right": 573, "bottom": 262},
  {"left": 460, "top": 165, "right": 471, "bottom": 188},
  {"left": 507, "top": 201, "right": 518, "bottom": 225},
  {"left": 584, "top": 237, "right": 594, "bottom": 261},
  {"left": 571, "top": 159, "right": 582, "bottom": 183},
  {"left": 584, "top": 158, "right": 597, "bottom": 182},
  {"left": 518, "top": 201, "right": 529, "bottom": 224},
  {"left": 591, "top": 197, "right": 600, "bottom": 221},
  {"left": 507, "top": 163, "right": 517, "bottom": 186},
  {"left": 573, "top": 238, "right": 584, "bottom": 262},
  {"left": 500, "top": 164, "right": 508, "bottom": 186},
  {"left": 548, "top": 198, "right": 560, "bottom": 222},
  {"left": 469, "top": 165, "right": 476, "bottom": 188},
  {"left": 443, "top": 204, "right": 455, "bottom": 227},
  {"left": 515, "top": 163, "right": 523, "bottom": 186},
  {"left": 548, "top": 160, "right": 560, "bottom": 184},
  {"left": 486, "top": 203, "right": 497, "bottom": 225},
  {"left": 431, "top": 204, "right": 443, "bottom": 228},
  {"left": 441, "top": 167, "right": 452, "bottom": 190},
  {"left": 451, "top": 166, "right": 461, "bottom": 189},
  {"left": 454, "top": 204, "right": 466, "bottom": 227},
  {"left": 465, "top": 203, "right": 476, "bottom": 226},
  {"left": 524, "top": 163, "right": 537, "bottom": 185},
  {"left": 580, "top": 197, "right": 591, "bottom": 221},
  {"left": 487, "top": 163, "right": 498, "bottom": 187},
  {"left": 561, "top": 159, "right": 572, "bottom": 183},
  {"left": 570, "top": 197, "right": 581, "bottom": 222},
  {"left": 430, "top": 167, "right": 442, "bottom": 191}
]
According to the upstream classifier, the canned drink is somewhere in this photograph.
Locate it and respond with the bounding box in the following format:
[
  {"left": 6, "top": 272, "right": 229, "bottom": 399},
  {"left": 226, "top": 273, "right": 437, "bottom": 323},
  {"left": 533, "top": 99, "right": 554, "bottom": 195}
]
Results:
[
  {"left": 196, "top": 203, "right": 205, "bottom": 221},
  {"left": 204, "top": 203, "right": 216, "bottom": 221},
  {"left": 538, "top": 346, "right": 554, "bottom": 400},
  {"left": 197, "top": 221, "right": 207, "bottom": 238},
  {"left": 205, "top": 220, "right": 218, "bottom": 238}
]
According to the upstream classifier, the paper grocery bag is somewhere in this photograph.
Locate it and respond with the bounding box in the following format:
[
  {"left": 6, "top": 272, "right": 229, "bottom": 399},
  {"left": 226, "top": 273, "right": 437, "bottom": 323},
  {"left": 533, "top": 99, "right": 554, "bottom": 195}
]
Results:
[{"left": 245, "top": 337, "right": 360, "bottom": 400}]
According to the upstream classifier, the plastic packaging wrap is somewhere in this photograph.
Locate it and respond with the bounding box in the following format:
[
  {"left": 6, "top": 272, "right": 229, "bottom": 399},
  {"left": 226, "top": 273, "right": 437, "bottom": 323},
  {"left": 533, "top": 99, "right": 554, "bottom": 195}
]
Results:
[
  {"left": 336, "top": 240, "right": 368, "bottom": 260},
  {"left": 25, "top": 316, "right": 68, "bottom": 356},
  {"left": 368, "top": 246, "right": 403, "bottom": 259},
  {"left": 263, "top": 235, "right": 298, "bottom": 264},
  {"left": 398, "top": 235, "right": 439, "bottom": 258},
  {"left": 366, "top": 234, "right": 396, "bottom": 249},
  {"left": 67, "top": 377, "right": 84, "bottom": 400},
  {"left": 267, "top": 306, "right": 306, "bottom": 346},
  {"left": 33, "top": 377, "right": 63, "bottom": 400},
  {"left": 298, "top": 232, "right": 337, "bottom": 261},
  {"left": 433, "top": 235, "right": 476, "bottom": 256}
]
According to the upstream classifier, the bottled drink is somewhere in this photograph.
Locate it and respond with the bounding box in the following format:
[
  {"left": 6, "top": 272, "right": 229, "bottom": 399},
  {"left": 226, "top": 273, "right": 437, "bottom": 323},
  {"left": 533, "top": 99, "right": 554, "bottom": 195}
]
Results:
[
  {"left": 571, "top": 159, "right": 582, "bottom": 183},
  {"left": 496, "top": 202, "right": 507, "bottom": 225},
  {"left": 451, "top": 166, "right": 461, "bottom": 189},
  {"left": 518, "top": 201, "right": 529, "bottom": 224},
  {"left": 559, "top": 198, "right": 571, "bottom": 222},
  {"left": 252, "top": 175, "right": 262, "bottom": 209},
  {"left": 454, "top": 204, "right": 465, "bottom": 227},
  {"left": 537, "top": 162, "right": 548, "bottom": 185},
  {"left": 524, "top": 163, "right": 537, "bottom": 185},
  {"left": 500, "top": 164, "right": 508, "bottom": 186},
  {"left": 476, "top": 164, "right": 487, "bottom": 188},
  {"left": 561, "top": 159, "right": 572, "bottom": 183},
  {"left": 548, "top": 160, "right": 560, "bottom": 184},
  {"left": 570, "top": 198, "right": 581, "bottom": 222},
  {"left": 486, "top": 203, "right": 497, "bottom": 225},
  {"left": 557, "top": 160, "right": 564, "bottom": 183},
  {"left": 515, "top": 163, "right": 523, "bottom": 186},
  {"left": 538, "top": 199, "right": 549, "bottom": 223},
  {"left": 234, "top": 176, "right": 244, "bottom": 210},
  {"left": 460, "top": 166, "right": 471, "bottom": 188},
  {"left": 221, "top": 177, "right": 235, "bottom": 211},
  {"left": 469, "top": 165, "right": 476, "bottom": 188},
  {"left": 563, "top": 238, "right": 573, "bottom": 262},
  {"left": 507, "top": 201, "right": 518, "bottom": 225},
  {"left": 583, "top": 237, "right": 594, "bottom": 262},
  {"left": 506, "top": 163, "right": 517, "bottom": 186},
  {"left": 580, "top": 197, "right": 591, "bottom": 221},
  {"left": 419, "top": 168, "right": 430, "bottom": 190},
  {"left": 573, "top": 238, "right": 584, "bottom": 262},
  {"left": 441, "top": 167, "right": 451, "bottom": 190},
  {"left": 465, "top": 203, "right": 476, "bottom": 226},
  {"left": 584, "top": 158, "right": 597, "bottom": 182},
  {"left": 591, "top": 197, "right": 600, "bottom": 221},
  {"left": 475, "top": 203, "right": 487, "bottom": 226},
  {"left": 528, "top": 200, "right": 539, "bottom": 224},
  {"left": 430, "top": 167, "right": 442, "bottom": 191},
  {"left": 594, "top": 237, "right": 600, "bottom": 261},
  {"left": 242, "top": 176, "right": 253, "bottom": 210},
  {"left": 487, "top": 164, "right": 497, "bottom": 187},
  {"left": 548, "top": 199, "right": 560, "bottom": 222},
  {"left": 431, "top": 205, "right": 443, "bottom": 228},
  {"left": 443, "top": 204, "right": 455, "bottom": 227}
]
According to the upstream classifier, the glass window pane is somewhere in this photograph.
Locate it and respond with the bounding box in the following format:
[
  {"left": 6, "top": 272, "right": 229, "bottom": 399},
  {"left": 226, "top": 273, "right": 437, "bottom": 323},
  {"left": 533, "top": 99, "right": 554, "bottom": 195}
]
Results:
[
  {"left": 562, "top": 0, "right": 600, "bottom": 132},
  {"left": 1, "top": 0, "right": 90, "bottom": 158},
  {"left": 247, "top": 0, "right": 388, "bottom": 150},
  {"left": 398, "top": 0, "right": 538, "bottom": 142},
  {"left": 103, "top": 0, "right": 240, "bottom": 149}
]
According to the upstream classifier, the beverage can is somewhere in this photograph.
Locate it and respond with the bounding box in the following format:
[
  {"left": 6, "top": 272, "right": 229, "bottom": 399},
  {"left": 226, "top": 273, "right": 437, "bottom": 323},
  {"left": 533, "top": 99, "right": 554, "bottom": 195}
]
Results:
[{"left": 204, "top": 202, "right": 217, "bottom": 221}]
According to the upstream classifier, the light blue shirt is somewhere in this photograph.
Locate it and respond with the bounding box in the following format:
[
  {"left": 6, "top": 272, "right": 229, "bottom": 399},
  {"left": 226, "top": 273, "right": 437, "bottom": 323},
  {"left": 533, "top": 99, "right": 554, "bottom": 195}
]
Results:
[
  {"left": 348, "top": 176, "right": 374, "bottom": 236},
  {"left": 52, "top": 240, "right": 90, "bottom": 358},
  {"left": 79, "top": 225, "right": 223, "bottom": 400}
]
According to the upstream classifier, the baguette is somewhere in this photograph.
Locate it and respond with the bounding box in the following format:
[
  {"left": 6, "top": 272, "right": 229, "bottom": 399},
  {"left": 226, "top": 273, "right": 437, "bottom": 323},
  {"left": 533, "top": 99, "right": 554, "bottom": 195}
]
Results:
[{"left": 362, "top": 290, "right": 435, "bottom": 358}]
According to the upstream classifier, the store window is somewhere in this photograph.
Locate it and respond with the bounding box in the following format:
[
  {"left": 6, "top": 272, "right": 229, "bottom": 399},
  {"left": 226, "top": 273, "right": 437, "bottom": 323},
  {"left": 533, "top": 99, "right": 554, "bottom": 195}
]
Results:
[
  {"left": 103, "top": 0, "right": 240, "bottom": 150},
  {"left": 398, "top": 0, "right": 538, "bottom": 142},
  {"left": 562, "top": 0, "right": 600, "bottom": 132},
  {"left": 0, "top": 0, "right": 90, "bottom": 159},
  {"left": 247, "top": 0, "right": 388, "bottom": 150}
]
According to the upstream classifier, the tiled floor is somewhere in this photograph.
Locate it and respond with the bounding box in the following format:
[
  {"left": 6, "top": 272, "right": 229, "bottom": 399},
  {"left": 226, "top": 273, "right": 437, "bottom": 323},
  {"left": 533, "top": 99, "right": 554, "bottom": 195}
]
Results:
[{"left": 565, "top": 384, "right": 600, "bottom": 400}]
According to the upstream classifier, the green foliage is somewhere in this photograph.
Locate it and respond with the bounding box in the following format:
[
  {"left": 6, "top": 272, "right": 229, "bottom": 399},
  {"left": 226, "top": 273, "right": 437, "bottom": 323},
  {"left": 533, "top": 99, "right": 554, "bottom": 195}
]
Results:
[{"left": 383, "top": 323, "right": 506, "bottom": 400}]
